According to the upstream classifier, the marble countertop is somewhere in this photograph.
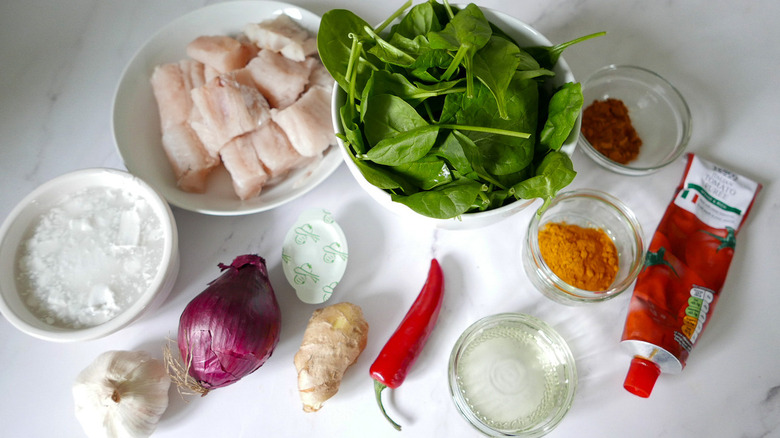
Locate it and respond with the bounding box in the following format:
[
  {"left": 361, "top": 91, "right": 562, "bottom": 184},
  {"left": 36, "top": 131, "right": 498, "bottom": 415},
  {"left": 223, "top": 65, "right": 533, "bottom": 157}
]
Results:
[{"left": 1, "top": 0, "right": 779, "bottom": 437}]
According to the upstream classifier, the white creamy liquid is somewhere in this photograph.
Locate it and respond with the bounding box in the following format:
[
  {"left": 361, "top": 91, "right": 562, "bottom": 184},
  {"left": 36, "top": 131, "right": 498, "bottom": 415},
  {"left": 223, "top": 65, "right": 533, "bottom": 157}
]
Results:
[
  {"left": 456, "top": 327, "right": 560, "bottom": 430},
  {"left": 17, "top": 186, "right": 164, "bottom": 328}
]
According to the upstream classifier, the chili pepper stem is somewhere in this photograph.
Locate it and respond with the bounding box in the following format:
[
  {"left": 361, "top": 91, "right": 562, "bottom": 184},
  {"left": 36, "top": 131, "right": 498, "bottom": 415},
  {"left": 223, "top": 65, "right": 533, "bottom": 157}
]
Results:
[{"left": 373, "top": 380, "right": 402, "bottom": 431}]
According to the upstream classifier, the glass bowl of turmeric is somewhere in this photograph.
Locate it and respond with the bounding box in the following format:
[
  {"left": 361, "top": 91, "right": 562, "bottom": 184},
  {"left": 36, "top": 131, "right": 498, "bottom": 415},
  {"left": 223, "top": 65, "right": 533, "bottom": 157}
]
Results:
[
  {"left": 522, "top": 189, "right": 644, "bottom": 305},
  {"left": 578, "top": 65, "right": 691, "bottom": 175}
]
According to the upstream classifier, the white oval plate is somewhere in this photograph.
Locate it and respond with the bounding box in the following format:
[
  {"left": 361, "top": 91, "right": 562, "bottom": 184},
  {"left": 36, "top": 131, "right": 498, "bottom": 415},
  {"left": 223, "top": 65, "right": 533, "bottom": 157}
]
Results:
[{"left": 112, "top": 1, "right": 341, "bottom": 216}]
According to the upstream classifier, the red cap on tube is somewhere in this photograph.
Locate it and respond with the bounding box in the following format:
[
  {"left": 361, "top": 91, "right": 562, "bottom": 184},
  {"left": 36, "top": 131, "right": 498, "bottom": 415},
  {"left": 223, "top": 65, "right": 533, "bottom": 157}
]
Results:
[{"left": 624, "top": 356, "right": 661, "bottom": 398}]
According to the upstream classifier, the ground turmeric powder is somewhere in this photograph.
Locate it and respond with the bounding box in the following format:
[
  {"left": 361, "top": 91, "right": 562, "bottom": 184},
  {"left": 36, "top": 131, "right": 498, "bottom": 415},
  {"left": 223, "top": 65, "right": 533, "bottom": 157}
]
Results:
[{"left": 538, "top": 222, "right": 619, "bottom": 291}]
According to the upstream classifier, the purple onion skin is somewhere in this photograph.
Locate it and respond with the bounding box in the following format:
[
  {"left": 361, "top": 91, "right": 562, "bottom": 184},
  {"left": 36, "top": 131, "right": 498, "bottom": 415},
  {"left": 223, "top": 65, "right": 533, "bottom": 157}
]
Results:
[{"left": 177, "top": 254, "right": 281, "bottom": 390}]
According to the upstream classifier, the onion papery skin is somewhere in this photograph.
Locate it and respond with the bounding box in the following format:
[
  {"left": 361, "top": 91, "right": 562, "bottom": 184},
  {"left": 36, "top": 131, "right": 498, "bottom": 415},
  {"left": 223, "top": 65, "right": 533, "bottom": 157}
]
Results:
[{"left": 177, "top": 254, "right": 281, "bottom": 390}]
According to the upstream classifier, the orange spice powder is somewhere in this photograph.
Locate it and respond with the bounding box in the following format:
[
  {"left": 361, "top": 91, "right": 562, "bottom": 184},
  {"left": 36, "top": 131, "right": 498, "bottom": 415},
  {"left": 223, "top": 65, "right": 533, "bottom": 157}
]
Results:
[
  {"left": 581, "top": 98, "right": 642, "bottom": 164},
  {"left": 538, "top": 222, "right": 619, "bottom": 291}
]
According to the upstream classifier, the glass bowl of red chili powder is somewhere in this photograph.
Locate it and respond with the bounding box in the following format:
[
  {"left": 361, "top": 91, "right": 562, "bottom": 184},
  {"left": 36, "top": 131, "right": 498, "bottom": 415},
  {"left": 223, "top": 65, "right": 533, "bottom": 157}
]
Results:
[
  {"left": 522, "top": 189, "right": 645, "bottom": 305},
  {"left": 578, "top": 65, "right": 691, "bottom": 175}
]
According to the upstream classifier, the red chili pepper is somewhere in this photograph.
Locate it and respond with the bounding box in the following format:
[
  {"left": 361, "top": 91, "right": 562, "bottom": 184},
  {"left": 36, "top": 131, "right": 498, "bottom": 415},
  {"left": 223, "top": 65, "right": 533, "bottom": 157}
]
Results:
[{"left": 370, "top": 258, "right": 444, "bottom": 431}]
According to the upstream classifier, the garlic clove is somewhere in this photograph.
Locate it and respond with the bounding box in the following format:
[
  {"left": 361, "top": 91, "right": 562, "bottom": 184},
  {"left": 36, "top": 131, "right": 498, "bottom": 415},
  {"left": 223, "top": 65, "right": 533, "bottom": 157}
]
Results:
[{"left": 73, "top": 350, "right": 170, "bottom": 438}]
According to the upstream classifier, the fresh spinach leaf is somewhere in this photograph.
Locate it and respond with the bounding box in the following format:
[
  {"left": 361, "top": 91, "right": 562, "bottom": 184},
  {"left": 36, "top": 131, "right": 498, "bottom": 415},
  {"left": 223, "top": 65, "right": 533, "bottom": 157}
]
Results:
[
  {"left": 483, "top": 188, "right": 512, "bottom": 211},
  {"left": 375, "top": 0, "right": 414, "bottom": 34},
  {"left": 491, "top": 165, "right": 533, "bottom": 188},
  {"left": 317, "top": 9, "right": 376, "bottom": 92},
  {"left": 472, "top": 35, "right": 522, "bottom": 119},
  {"left": 427, "top": 3, "right": 492, "bottom": 96},
  {"left": 414, "top": 79, "right": 465, "bottom": 95},
  {"left": 392, "top": 0, "right": 441, "bottom": 38},
  {"left": 365, "top": 26, "right": 416, "bottom": 67},
  {"left": 353, "top": 155, "right": 414, "bottom": 192},
  {"left": 387, "top": 32, "right": 429, "bottom": 56},
  {"left": 447, "top": 74, "right": 538, "bottom": 175},
  {"left": 539, "top": 82, "right": 583, "bottom": 151},
  {"left": 362, "top": 71, "right": 421, "bottom": 112},
  {"left": 367, "top": 125, "right": 440, "bottom": 165},
  {"left": 362, "top": 71, "right": 464, "bottom": 110},
  {"left": 391, "top": 178, "right": 484, "bottom": 219},
  {"left": 362, "top": 94, "right": 440, "bottom": 165},
  {"left": 511, "top": 151, "right": 576, "bottom": 211},
  {"left": 450, "top": 130, "right": 502, "bottom": 188},
  {"left": 340, "top": 120, "right": 416, "bottom": 193},
  {"left": 434, "top": 130, "right": 473, "bottom": 173},
  {"left": 526, "top": 31, "right": 606, "bottom": 70},
  {"left": 408, "top": 48, "right": 453, "bottom": 81},
  {"left": 339, "top": 101, "right": 366, "bottom": 154},
  {"left": 362, "top": 94, "right": 431, "bottom": 145},
  {"left": 515, "top": 48, "right": 542, "bottom": 71},
  {"left": 514, "top": 68, "right": 555, "bottom": 81},
  {"left": 392, "top": 155, "right": 453, "bottom": 190}
]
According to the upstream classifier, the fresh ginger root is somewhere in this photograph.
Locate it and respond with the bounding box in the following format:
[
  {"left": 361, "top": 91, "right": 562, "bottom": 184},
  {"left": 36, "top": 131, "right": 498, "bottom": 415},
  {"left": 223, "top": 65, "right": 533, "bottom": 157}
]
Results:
[{"left": 294, "top": 302, "right": 369, "bottom": 412}]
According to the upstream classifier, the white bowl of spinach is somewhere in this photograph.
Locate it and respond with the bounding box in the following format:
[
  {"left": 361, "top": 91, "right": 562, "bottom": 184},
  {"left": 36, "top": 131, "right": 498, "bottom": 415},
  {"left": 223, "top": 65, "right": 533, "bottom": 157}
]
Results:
[{"left": 320, "top": 0, "right": 602, "bottom": 229}]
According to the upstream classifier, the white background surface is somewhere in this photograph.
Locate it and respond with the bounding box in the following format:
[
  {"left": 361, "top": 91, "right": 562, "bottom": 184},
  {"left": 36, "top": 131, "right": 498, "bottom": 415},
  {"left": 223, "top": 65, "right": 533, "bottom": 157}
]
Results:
[{"left": 1, "top": 1, "right": 779, "bottom": 437}]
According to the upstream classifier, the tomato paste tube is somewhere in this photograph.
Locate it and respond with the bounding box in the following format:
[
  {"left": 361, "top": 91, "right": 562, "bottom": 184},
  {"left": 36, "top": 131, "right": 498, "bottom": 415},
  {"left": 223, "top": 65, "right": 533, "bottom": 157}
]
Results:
[{"left": 621, "top": 154, "right": 761, "bottom": 398}]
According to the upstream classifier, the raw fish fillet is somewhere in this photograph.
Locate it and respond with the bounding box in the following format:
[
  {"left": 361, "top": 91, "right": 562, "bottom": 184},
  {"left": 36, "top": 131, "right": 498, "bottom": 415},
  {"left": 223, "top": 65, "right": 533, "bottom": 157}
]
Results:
[
  {"left": 250, "top": 120, "right": 311, "bottom": 181},
  {"left": 271, "top": 85, "right": 336, "bottom": 157},
  {"left": 243, "top": 14, "right": 317, "bottom": 62},
  {"left": 189, "top": 105, "right": 222, "bottom": 158},
  {"left": 187, "top": 65, "right": 222, "bottom": 158},
  {"left": 161, "top": 124, "right": 218, "bottom": 193},
  {"left": 150, "top": 60, "right": 204, "bottom": 127},
  {"left": 220, "top": 135, "right": 269, "bottom": 200},
  {"left": 150, "top": 60, "right": 219, "bottom": 192},
  {"left": 150, "top": 18, "right": 331, "bottom": 197},
  {"left": 204, "top": 64, "right": 220, "bottom": 82},
  {"left": 245, "top": 50, "right": 313, "bottom": 108},
  {"left": 186, "top": 35, "right": 257, "bottom": 73},
  {"left": 236, "top": 34, "right": 260, "bottom": 59},
  {"left": 281, "top": 37, "right": 317, "bottom": 62},
  {"left": 180, "top": 59, "right": 207, "bottom": 93},
  {"left": 305, "top": 59, "right": 335, "bottom": 91},
  {"left": 191, "top": 69, "right": 271, "bottom": 153}
]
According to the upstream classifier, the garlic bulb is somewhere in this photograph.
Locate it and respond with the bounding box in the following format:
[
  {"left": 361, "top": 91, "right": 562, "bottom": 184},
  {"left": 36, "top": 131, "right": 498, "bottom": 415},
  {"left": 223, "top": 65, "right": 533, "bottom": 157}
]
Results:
[{"left": 73, "top": 350, "right": 171, "bottom": 438}]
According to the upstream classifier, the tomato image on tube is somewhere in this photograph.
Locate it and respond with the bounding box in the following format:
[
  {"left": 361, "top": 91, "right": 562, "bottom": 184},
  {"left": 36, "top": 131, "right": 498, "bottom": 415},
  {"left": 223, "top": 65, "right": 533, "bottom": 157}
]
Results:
[{"left": 620, "top": 154, "right": 761, "bottom": 398}]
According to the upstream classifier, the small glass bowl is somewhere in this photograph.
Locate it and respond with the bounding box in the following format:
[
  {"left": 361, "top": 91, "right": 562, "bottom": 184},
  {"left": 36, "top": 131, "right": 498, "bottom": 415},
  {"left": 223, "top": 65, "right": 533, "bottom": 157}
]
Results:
[
  {"left": 579, "top": 65, "right": 691, "bottom": 175},
  {"left": 522, "top": 189, "right": 644, "bottom": 305},
  {"left": 448, "top": 313, "right": 577, "bottom": 438}
]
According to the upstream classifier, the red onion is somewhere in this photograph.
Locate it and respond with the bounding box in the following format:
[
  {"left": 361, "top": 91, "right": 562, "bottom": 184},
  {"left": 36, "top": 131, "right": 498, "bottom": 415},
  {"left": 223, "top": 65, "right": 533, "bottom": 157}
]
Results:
[{"left": 175, "top": 254, "right": 281, "bottom": 393}]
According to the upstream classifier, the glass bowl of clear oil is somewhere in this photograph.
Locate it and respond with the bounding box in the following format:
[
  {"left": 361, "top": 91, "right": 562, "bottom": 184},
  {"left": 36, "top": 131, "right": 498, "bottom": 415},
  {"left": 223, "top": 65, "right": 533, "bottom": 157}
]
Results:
[{"left": 448, "top": 313, "right": 577, "bottom": 437}]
